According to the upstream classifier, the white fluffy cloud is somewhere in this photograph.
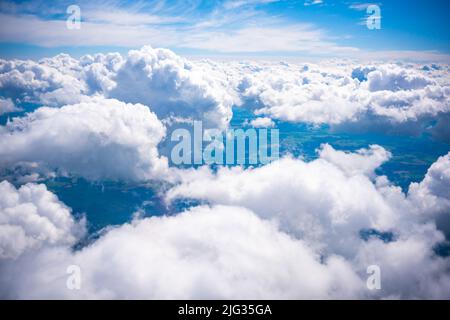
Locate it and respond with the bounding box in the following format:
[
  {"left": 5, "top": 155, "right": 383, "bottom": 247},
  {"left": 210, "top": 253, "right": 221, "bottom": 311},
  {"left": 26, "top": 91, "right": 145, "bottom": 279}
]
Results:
[
  {"left": 236, "top": 61, "right": 367, "bottom": 124},
  {"left": 166, "top": 145, "right": 450, "bottom": 295},
  {"left": 0, "top": 97, "right": 168, "bottom": 181},
  {"left": 0, "top": 48, "right": 449, "bottom": 299},
  {"left": 0, "top": 47, "right": 237, "bottom": 129},
  {"left": 166, "top": 145, "right": 400, "bottom": 256},
  {"left": 366, "top": 65, "right": 433, "bottom": 92},
  {"left": 0, "top": 55, "right": 87, "bottom": 107},
  {"left": 408, "top": 153, "right": 450, "bottom": 219},
  {"left": 2, "top": 49, "right": 447, "bottom": 136},
  {"left": 318, "top": 144, "right": 391, "bottom": 177},
  {"left": 80, "top": 52, "right": 124, "bottom": 94},
  {"left": 227, "top": 61, "right": 450, "bottom": 138},
  {"left": 248, "top": 117, "right": 275, "bottom": 128},
  {"left": 108, "top": 46, "right": 236, "bottom": 129},
  {"left": 1, "top": 147, "right": 449, "bottom": 299},
  {"left": 0, "top": 204, "right": 363, "bottom": 299},
  {"left": 0, "top": 181, "right": 85, "bottom": 259}
]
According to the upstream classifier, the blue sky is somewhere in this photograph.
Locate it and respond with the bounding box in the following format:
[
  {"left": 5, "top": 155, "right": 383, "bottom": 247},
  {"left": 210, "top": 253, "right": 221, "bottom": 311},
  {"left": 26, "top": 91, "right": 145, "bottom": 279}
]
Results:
[{"left": 0, "top": 0, "right": 449, "bottom": 61}]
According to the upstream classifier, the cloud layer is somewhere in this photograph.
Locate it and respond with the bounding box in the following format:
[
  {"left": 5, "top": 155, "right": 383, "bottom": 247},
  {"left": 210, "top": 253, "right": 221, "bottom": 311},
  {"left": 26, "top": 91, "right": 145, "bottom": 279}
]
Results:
[
  {"left": 0, "top": 181, "right": 85, "bottom": 259},
  {"left": 108, "top": 46, "right": 235, "bottom": 129},
  {"left": 0, "top": 46, "right": 449, "bottom": 299},
  {"left": 2, "top": 47, "right": 448, "bottom": 138},
  {"left": 0, "top": 204, "right": 363, "bottom": 299},
  {"left": 230, "top": 61, "right": 450, "bottom": 139},
  {"left": 1, "top": 147, "right": 449, "bottom": 299},
  {"left": 165, "top": 146, "right": 450, "bottom": 298}
]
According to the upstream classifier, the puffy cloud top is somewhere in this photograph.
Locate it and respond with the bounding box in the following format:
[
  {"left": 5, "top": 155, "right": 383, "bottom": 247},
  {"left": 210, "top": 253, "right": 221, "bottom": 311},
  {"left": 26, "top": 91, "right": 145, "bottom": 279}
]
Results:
[
  {"left": 0, "top": 57, "right": 86, "bottom": 107},
  {"left": 366, "top": 65, "right": 433, "bottom": 92},
  {"left": 2, "top": 149, "right": 450, "bottom": 299},
  {"left": 408, "top": 153, "right": 450, "bottom": 217},
  {"left": 108, "top": 46, "right": 235, "bottom": 129},
  {"left": 166, "top": 145, "right": 397, "bottom": 256},
  {"left": 0, "top": 97, "right": 168, "bottom": 181},
  {"left": 227, "top": 61, "right": 449, "bottom": 138},
  {"left": 0, "top": 181, "right": 85, "bottom": 259},
  {"left": 0, "top": 47, "right": 449, "bottom": 299},
  {"left": 0, "top": 204, "right": 363, "bottom": 299},
  {"left": 318, "top": 144, "right": 391, "bottom": 177},
  {"left": 1, "top": 48, "right": 447, "bottom": 136}
]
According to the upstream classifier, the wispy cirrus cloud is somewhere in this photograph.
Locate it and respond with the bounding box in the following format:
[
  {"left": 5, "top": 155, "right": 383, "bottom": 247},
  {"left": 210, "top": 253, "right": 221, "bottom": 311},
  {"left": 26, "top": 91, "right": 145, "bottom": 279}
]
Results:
[
  {"left": 0, "top": 0, "right": 359, "bottom": 56},
  {"left": 223, "top": 0, "right": 280, "bottom": 10},
  {"left": 348, "top": 2, "right": 381, "bottom": 11},
  {"left": 0, "top": 0, "right": 448, "bottom": 61},
  {"left": 304, "top": 0, "right": 323, "bottom": 6}
]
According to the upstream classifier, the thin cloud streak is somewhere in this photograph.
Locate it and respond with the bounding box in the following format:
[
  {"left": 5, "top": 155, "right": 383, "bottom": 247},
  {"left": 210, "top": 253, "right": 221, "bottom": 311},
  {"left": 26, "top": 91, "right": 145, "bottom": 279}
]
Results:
[{"left": 0, "top": 0, "right": 448, "bottom": 61}]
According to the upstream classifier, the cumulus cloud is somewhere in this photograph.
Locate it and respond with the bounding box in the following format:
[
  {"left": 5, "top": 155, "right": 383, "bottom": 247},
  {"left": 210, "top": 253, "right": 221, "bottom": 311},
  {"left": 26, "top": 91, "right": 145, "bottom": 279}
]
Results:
[
  {"left": 166, "top": 145, "right": 400, "bottom": 256},
  {"left": 166, "top": 146, "right": 450, "bottom": 269},
  {"left": 408, "top": 153, "right": 450, "bottom": 225},
  {"left": 0, "top": 55, "right": 87, "bottom": 107},
  {"left": 318, "top": 144, "right": 391, "bottom": 177},
  {"left": 2, "top": 48, "right": 447, "bottom": 137},
  {"left": 0, "top": 181, "right": 85, "bottom": 259},
  {"left": 0, "top": 97, "right": 20, "bottom": 115},
  {"left": 0, "top": 97, "right": 168, "bottom": 181},
  {"left": 365, "top": 65, "right": 433, "bottom": 92},
  {"left": 0, "top": 47, "right": 449, "bottom": 299},
  {"left": 236, "top": 61, "right": 367, "bottom": 124},
  {"left": 79, "top": 52, "right": 124, "bottom": 94},
  {"left": 0, "top": 47, "right": 237, "bottom": 129}
]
